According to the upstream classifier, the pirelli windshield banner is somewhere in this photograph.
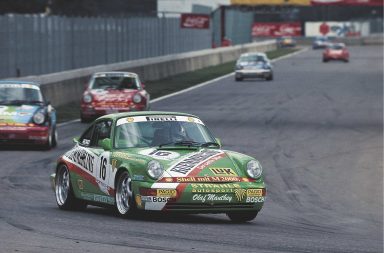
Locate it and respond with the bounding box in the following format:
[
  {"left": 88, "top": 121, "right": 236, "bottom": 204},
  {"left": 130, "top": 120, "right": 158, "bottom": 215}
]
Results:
[{"left": 231, "top": 0, "right": 310, "bottom": 5}]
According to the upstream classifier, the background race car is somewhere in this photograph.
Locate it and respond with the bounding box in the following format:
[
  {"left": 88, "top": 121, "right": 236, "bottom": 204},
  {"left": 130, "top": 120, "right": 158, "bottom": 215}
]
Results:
[
  {"left": 323, "top": 43, "right": 350, "bottom": 62},
  {"left": 81, "top": 72, "right": 150, "bottom": 123},
  {"left": 0, "top": 81, "right": 57, "bottom": 149},
  {"left": 51, "top": 111, "right": 266, "bottom": 223}
]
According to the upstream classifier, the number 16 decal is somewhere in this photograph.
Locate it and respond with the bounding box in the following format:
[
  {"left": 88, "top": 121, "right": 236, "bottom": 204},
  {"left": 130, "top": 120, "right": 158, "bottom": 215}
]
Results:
[{"left": 99, "top": 156, "right": 107, "bottom": 180}]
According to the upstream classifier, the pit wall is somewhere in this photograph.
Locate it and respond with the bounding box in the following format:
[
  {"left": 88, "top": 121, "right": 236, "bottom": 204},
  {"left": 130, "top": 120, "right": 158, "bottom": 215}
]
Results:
[{"left": 16, "top": 40, "right": 276, "bottom": 107}]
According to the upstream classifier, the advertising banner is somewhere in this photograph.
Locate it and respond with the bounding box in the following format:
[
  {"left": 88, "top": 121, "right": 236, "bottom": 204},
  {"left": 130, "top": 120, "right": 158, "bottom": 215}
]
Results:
[
  {"left": 231, "top": 0, "right": 310, "bottom": 5},
  {"left": 305, "top": 22, "right": 370, "bottom": 37},
  {"left": 180, "top": 14, "right": 210, "bottom": 29},
  {"left": 310, "top": 0, "right": 383, "bottom": 5},
  {"left": 252, "top": 22, "right": 302, "bottom": 37}
]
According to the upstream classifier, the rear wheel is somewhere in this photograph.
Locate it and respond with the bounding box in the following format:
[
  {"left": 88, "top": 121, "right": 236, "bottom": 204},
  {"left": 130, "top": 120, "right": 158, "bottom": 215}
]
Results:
[
  {"left": 323, "top": 58, "right": 328, "bottom": 63},
  {"left": 266, "top": 74, "right": 273, "bottom": 81},
  {"left": 235, "top": 77, "right": 243, "bottom": 82},
  {"left": 115, "top": 171, "right": 136, "bottom": 217},
  {"left": 55, "top": 164, "right": 87, "bottom": 210},
  {"left": 227, "top": 211, "right": 258, "bottom": 223}
]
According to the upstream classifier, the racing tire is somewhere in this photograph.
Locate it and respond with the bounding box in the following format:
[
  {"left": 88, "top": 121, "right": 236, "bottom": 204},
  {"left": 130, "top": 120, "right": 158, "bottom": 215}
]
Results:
[
  {"left": 322, "top": 58, "right": 328, "bottom": 63},
  {"left": 235, "top": 77, "right": 243, "bottom": 82},
  {"left": 52, "top": 127, "right": 58, "bottom": 148},
  {"left": 226, "top": 211, "right": 258, "bottom": 223},
  {"left": 55, "top": 164, "right": 87, "bottom": 211},
  {"left": 115, "top": 171, "right": 136, "bottom": 217},
  {"left": 43, "top": 127, "right": 57, "bottom": 150},
  {"left": 344, "top": 59, "right": 349, "bottom": 63},
  {"left": 266, "top": 74, "right": 273, "bottom": 81},
  {"left": 80, "top": 114, "right": 92, "bottom": 123}
]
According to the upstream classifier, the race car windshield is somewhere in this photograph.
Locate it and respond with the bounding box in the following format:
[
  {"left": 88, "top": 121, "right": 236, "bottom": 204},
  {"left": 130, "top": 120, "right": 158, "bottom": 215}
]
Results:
[
  {"left": 0, "top": 86, "right": 44, "bottom": 105},
  {"left": 114, "top": 120, "right": 217, "bottom": 149},
  {"left": 329, "top": 45, "right": 344, "bottom": 50},
  {"left": 91, "top": 76, "right": 139, "bottom": 90},
  {"left": 239, "top": 55, "right": 265, "bottom": 63}
]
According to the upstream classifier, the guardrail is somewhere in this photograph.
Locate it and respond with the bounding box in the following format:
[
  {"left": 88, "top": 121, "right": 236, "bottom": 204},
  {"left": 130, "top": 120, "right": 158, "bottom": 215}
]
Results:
[{"left": 14, "top": 40, "right": 276, "bottom": 107}]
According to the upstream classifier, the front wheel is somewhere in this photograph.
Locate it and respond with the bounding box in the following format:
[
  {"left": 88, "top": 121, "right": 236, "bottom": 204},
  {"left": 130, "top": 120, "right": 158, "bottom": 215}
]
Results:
[
  {"left": 226, "top": 211, "right": 258, "bottom": 223},
  {"left": 115, "top": 171, "right": 136, "bottom": 217},
  {"left": 55, "top": 164, "right": 87, "bottom": 210}
]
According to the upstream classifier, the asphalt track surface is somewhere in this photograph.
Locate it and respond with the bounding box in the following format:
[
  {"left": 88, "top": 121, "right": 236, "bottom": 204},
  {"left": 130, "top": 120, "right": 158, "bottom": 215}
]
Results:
[{"left": 0, "top": 46, "right": 382, "bottom": 253}]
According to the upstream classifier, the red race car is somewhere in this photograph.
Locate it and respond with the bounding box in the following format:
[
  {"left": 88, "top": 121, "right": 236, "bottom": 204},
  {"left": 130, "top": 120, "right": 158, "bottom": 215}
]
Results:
[
  {"left": 80, "top": 72, "right": 150, "bottom": 123},
  {"left": 323, "top": 43, "right": 350, "bottom": 63}
]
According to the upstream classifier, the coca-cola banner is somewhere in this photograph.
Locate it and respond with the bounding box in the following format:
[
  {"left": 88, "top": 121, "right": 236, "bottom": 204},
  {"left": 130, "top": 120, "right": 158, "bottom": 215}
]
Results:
[
  {"left": 310, "top": 0, "right": 382, "bottom": 5},
  {"left": 252, "top": 22, "right": 302, "bottom": 37},
  {"left": 180, "top": 14, "right": 210, "bottom": 29}
]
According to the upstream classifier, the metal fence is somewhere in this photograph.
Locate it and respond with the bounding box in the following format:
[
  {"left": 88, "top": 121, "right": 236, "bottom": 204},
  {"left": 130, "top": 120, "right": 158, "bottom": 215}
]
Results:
[{"left": 0, "top": 14, "right": 212, "bottom": 79}]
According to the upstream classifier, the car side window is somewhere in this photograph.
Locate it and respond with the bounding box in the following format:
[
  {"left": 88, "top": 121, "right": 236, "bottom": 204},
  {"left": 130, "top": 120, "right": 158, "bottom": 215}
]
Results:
[
  {"left": 79, "top": 125, "right": 94, "bottom": 147},
  {"left": 91, "top": 120, "right": 112, "bottom": 147}
]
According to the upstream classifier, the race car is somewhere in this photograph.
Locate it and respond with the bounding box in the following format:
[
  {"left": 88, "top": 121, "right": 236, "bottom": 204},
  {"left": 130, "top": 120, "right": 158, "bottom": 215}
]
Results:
[
  {"left": 0, "top": 81, "right": 57, "bottom": 149},
  {"left": 276, "top": 36, "right": 296, "bottom": 48},
  {"left": 312, "top": 36, "right": 331, "bottom": 49},
  {"left": 235, "top": 52, "right": 273, "bottom": 81},
  {"left": 51, "top": 111, "right": 266, "bottom": 222},
  {"left": 323, "top": 43, "right": 350, "bottom": 62},
  {"left": 80, "top": 72, "right": 150, "bottom": 123}
]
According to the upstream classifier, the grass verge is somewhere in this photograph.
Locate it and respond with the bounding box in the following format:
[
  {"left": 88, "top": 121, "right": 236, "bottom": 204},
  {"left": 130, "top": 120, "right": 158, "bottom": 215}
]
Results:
[{"left": 56, "top": 48, "right": 298, "bottom": 123}]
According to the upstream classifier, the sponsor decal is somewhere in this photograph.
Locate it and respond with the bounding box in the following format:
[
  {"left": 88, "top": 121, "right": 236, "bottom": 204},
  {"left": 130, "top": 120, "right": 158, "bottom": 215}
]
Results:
[
  {"left": 191, "top": 183, "right": 240, "bottom": 193},
  {"left": 234, "top": 189, "right": 247, "bottom": 202},
  {"left": 192, "top": 194, "right": 232, "bottom": 203},
  {"left": 141, "top": 196, "right": 173, "bottom": 203},
  {"left": 111, "top": 159, "right": 118, "bottom": 172},
  {"left": 77, "top": 179, "right": 84, "bottom": 190},
  {"left": 246, "top": 197, "right": 265, "bottom": 203},
  {"left": 80, "top": 192, "right": 115, "bottom": 205},
  {"left": 157, "top": 189, "right": 177, "bottom": 197},
  {"left": 170, "top": 150, "right": 222, "bottom": 175},
  {"left": 116, "top": 115, "right": 204, "bottom": 126},
  {"left": 135, "top": 195, "right": 142, "bottom": 208},
  {"left": 247, "top": 189, "right": 263, "bottom": 197},
  {"left": 146, "top": 115, "right": 177, "bottom": 122},
  {"left": 132, "top": 175, "right": 145, "bottom": 181},
  {"left": 65, "top": 148, "right": 95, "bottom": 173},
  {"left": 113, "top": 152, "right": 147, "bottom": 164},
  {"left": 139, "top": 149, "right": 180, "bottom": 160},
  {"left": 161, "top": 176, "right": 243, "bottom": 183},
  {"left": 209, "top": 168, "right": 237, "bottom": 176}
]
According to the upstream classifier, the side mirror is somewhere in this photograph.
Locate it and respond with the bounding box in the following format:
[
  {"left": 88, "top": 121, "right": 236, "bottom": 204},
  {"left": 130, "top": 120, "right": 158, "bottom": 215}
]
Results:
[
  {"left": 215, "top": 138, "right": 222, "bottom": 147},
  {"left": 73, "top": 137, "right": 79, "bottom": 143},
  {"left": 99, "top": 138, "right": 112, "bottom": 151},
  {"left": 141, "top": 83, "right": 146, "bottom": 89}
]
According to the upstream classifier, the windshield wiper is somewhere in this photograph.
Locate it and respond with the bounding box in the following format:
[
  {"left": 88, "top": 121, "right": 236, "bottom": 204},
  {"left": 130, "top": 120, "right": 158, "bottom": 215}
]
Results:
[
  {"left": 200, "top": 142, "right": 220, "bottom": 148},
  {"left": 158, "top": 141, "right": 201, "bottom": 148}
]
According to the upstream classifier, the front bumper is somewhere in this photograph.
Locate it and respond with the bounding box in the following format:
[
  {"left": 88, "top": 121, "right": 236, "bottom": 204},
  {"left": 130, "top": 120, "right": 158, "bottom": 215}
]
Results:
[
  {"left": 0, "top": 124, "right": 49, "bottom": 145},
  {"left": 133, "top": 181, "right": 266, "bottom": 213},
  {"left": 81, "top": 104, "right": 147, "bottom": 118},
  {"left": 235, "top": 69, "right": 272, "bottom": 79}
]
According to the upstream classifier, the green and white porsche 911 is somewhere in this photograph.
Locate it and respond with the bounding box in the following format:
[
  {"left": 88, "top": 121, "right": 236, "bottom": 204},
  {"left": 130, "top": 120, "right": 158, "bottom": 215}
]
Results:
[{"left": 51, "top": 111, "right": 266, "bottom": 222}]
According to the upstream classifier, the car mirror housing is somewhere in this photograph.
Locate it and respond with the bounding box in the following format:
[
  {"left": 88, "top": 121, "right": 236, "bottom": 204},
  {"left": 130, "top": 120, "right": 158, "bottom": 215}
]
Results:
[
  {"left": 99, "top": 138, "right": 112, "bottom": 151},
  {"left": 73, "top": 137, "right": 79, "bottom": 144},
  {"left": 215, "top": 138, "right": 222, "bottom": 147}
]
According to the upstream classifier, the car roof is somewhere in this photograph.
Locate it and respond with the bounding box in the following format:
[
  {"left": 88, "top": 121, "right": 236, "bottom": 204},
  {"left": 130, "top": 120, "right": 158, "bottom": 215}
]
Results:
[
  {"left": 0, "top": 80, "right": 40, "bottom": 86},
  {"left": 240, "top": 52, "right": 266, "bottom": 57},
  {"left": 97, "top": 111, "right": 201, "bottom": 121},
  {"left": 92, "top": 71, "right": 138, "bottom": 77}
]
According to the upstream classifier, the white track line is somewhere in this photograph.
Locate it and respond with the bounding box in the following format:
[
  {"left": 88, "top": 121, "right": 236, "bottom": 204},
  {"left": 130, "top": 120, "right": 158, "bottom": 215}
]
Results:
[{"left": 58, "top": 47, "right": 308, "bottom": 128}]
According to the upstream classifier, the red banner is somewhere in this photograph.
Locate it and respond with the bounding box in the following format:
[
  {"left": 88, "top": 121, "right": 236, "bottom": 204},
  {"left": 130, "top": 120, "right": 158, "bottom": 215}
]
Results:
[
  {"left": 252, "top": 22, "right": 302, "bottom": 37},
  {"left": 311, "top": 0, "right": 383, "bottom": 5},
  {"left": 180, "top": 14, "right": 210, "bottom": 29}
]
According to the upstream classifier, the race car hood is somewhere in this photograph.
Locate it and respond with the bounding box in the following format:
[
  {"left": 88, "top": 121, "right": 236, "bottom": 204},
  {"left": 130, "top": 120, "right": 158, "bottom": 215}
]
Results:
[
  {"left": 90, "top": 89, "right": 137, "bottom": 103},
  {"left": 114, "top": 148, "right": 250, "bottom": 181},
  {"left": 0, "top": 105, "right": 40, "bottom": 124}
]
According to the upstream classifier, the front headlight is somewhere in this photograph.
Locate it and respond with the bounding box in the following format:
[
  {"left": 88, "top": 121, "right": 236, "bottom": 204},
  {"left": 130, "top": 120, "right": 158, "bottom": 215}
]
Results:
[
  {"left": 133, "top": 93, "right": 142, "bottom": 104},
  {"left": 83, "top": 94, "right": 92, "bottom": 103},
  {"left": 33, "top": 110, "right": 46, "bottom": 125},
  {"left": 246, "top": 160, "right": 262, "bottom": 179},
  {"left": 147, "top": 160, "right": 164, "bottom": 179}
]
